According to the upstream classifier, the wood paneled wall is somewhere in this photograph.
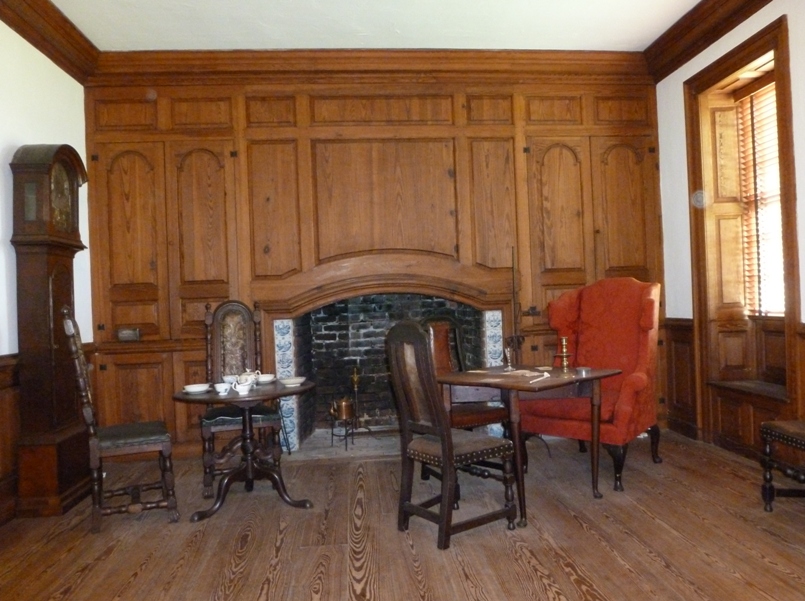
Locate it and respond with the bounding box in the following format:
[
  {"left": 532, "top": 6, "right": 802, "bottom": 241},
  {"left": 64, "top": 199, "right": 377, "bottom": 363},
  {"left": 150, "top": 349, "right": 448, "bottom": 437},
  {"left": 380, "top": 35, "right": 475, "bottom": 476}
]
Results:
[{"left": 82, "top": 53, "right": 664, "bottom": 449}]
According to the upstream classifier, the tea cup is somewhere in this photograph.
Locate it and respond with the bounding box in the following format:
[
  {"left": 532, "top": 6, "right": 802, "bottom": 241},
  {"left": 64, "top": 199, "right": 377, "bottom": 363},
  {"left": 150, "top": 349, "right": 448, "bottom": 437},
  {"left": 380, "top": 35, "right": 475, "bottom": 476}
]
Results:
[
  {"left": 214, "top": 382, "right": 231, "bottom": 395},
  {"left": 222, "top": 374, "right": 237, "bottom": 385}
]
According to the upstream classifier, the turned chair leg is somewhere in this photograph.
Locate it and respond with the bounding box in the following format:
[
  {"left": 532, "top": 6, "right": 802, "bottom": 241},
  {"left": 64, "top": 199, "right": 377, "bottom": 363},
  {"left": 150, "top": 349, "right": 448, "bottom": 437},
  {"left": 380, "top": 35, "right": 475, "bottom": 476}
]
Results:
[
  {"left": 90, "top": 462, "right": 103, "bottom": 534},
  {"left": 604, "top": 443, "right": 629, "bottom": 492},
  {"left": 437, "top": 466, "right": 457, "bottom": 550},
  {"left": 201, "top": 426, "right": 216, "bottom": 498},
  {"left": 399, "top": 454, "right": 414, "bottom": 532},
  {"left": 648, "top": 424, "right": 663, "bottom": 463},
  {"left": 160, "top": 447, "right": 180, "bottom": 522},
  {"left": 762, "top": 437, "right": 776, "bottom": 512}
]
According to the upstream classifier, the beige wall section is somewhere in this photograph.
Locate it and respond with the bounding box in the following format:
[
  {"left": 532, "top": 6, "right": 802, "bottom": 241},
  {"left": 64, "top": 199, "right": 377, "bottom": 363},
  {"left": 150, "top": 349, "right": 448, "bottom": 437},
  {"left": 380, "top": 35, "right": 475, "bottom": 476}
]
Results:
[{"left": 0, "top": 21, "right": 91, "bottom": 354}]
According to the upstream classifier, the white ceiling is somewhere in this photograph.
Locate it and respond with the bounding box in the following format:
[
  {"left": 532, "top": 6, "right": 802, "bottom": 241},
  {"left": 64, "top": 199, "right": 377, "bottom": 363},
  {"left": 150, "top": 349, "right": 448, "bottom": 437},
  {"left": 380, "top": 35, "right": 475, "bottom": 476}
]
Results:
[{"left": 49, "top": 0, "right": 703, "bottom": 53}]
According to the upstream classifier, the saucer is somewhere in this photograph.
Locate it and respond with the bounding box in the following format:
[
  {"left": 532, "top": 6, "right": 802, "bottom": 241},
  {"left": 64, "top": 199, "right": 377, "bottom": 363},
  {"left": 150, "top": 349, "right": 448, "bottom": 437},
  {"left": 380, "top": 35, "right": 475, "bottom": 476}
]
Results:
[
  {"left": 279, "top": 377, "right": 305, "bottom": 387},
  {"left": 184, "top": 383, "right": 211, "bottom": 394}
]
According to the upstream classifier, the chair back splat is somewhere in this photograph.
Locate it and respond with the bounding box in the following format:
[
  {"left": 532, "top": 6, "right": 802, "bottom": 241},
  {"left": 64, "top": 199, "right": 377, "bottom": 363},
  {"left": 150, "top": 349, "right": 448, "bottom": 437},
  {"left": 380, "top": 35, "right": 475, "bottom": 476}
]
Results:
[
  {"left": 62, "top": 306, "right": 179, "bottom": 533},
  {"left": 200, "top": 300, "right": 285, "bottom": 498},
  {"left": 386, "top": 320, "right": 516, "bottom": 549}
]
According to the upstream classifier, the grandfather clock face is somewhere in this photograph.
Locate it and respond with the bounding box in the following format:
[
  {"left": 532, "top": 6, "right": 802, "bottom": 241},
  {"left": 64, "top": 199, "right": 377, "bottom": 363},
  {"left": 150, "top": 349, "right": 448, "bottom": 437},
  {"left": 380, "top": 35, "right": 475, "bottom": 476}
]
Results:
[
  {"left": 11, "top": 144, "right": 85, "bottom": 244},
  {"left": 50, "top": 161, "right": 74, "bottom": 233}
]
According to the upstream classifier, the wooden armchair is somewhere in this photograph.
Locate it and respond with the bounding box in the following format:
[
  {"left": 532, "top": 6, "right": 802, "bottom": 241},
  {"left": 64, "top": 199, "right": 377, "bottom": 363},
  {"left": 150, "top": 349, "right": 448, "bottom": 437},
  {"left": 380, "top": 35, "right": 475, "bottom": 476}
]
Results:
[
  {"left": 520, "top": 277, "right": 662, "bottom": 491},
  {"left": 62, "top": 307, "right": 179, "bottom": 533},
  {"left": 201, "top": 301, "right": 285, "bottom": 498},
  {"left": 419, "top": 315, "right": 510, "bottom": 502},
  {"left": 386, "top": 320, "right": 516, "bottom": 549},
  {"left": 420, "top": 314, "right": 508, "bottom": 430}
]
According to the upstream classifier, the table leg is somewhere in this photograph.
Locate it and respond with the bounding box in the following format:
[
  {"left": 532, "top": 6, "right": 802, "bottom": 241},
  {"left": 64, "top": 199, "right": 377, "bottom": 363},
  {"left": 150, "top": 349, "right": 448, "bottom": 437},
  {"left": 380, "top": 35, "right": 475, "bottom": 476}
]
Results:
[
  {"left": 505, "top": 390, "right": 527, "bottom": 527},
  {"left": 591, "top": 380, "right": 602, "bottom": 499},
  {"left": 191, "top": 461, "right": 247, "bottom": 521},
  {"left": 192, "top": 404, "right": 313, "bottom": 521}
]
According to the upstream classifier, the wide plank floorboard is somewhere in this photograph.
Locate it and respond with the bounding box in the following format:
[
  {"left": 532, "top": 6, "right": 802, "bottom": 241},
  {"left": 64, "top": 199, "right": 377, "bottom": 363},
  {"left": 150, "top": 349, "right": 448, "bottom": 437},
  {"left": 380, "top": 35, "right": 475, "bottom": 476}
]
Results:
[{"left": 1, "top": 431, "right": 805, "bottom": 601}]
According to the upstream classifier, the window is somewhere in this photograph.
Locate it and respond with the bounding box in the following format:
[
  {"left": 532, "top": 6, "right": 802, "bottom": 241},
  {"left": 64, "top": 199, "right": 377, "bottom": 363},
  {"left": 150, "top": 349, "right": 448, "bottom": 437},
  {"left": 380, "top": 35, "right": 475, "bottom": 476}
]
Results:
[{"left": 737, "top": 82, "right": 784, "bottom": 315}]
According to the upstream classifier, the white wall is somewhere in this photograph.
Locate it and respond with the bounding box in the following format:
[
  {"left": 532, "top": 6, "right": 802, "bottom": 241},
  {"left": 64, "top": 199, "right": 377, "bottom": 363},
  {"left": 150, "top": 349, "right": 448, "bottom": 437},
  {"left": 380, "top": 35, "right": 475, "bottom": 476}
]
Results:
[
  {"left": 657, "top": 0, "right": 805, "bottom": 319},
  {"left": 0, "top": 22, "right": 91, "bottom": 354}
]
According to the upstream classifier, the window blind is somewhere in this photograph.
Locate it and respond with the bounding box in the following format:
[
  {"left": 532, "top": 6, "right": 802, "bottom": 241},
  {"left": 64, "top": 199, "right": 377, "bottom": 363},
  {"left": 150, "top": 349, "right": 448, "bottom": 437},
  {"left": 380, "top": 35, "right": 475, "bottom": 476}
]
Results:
[{"left": 738, "top": 82, "right": 784, "bottom": 315}]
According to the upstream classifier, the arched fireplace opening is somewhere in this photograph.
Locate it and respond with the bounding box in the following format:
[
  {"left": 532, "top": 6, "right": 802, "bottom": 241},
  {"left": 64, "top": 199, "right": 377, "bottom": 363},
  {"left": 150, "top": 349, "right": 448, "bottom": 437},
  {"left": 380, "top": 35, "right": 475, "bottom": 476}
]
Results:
[{"left": 270, "top": 294, "right": 503, "bottom": 450}]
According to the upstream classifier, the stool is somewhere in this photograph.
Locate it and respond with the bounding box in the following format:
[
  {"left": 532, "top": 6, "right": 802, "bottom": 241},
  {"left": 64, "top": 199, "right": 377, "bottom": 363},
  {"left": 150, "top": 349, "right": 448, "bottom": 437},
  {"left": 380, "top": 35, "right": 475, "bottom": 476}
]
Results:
[{"left": 760, "top": 421, "right": 805, "bottom": 511}]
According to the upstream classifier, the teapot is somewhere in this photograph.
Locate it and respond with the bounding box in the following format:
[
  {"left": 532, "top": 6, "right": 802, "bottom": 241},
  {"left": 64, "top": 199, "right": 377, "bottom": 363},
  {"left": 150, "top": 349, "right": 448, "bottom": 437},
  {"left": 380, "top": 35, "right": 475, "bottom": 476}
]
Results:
[
  {"left": 236, "top": 368, "right": 260, "bottom": 387},
  {"left": 329, "top": 397, "right": 355, "bottom": 420}
]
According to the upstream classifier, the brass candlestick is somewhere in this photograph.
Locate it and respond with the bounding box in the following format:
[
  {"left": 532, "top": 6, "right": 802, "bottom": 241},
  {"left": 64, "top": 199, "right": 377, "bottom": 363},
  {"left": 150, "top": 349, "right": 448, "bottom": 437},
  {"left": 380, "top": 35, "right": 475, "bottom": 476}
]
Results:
[{"left": 555, "top": 336, "right": 572, "bottom": 375}]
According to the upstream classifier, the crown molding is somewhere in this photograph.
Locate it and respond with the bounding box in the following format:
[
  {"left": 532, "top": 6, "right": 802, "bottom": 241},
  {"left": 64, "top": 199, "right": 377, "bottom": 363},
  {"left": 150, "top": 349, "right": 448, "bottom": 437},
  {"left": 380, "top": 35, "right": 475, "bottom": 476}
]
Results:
[
  {"left": 644, "top": 0, "right": 773, "bottom": 83},
  {"left": 0, "top": 0, "right": 98, "bottom": 83},
  {"left": 85, "top": 48, "right": 652, "bottom": 87}
]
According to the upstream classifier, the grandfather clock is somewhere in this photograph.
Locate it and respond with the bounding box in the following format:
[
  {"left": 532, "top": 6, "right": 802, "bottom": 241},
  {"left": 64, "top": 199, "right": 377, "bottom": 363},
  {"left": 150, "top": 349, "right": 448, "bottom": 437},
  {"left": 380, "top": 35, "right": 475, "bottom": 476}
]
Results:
[{"left": 10, "top": 144, "right": 90, "bottom": 517}]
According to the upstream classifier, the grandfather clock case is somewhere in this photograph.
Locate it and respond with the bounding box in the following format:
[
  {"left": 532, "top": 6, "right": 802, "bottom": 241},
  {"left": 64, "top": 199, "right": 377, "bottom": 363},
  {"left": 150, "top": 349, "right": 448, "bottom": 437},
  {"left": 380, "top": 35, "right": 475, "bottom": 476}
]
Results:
[{"left": 10, "top": 144, "right": 90, "bottom": 517}]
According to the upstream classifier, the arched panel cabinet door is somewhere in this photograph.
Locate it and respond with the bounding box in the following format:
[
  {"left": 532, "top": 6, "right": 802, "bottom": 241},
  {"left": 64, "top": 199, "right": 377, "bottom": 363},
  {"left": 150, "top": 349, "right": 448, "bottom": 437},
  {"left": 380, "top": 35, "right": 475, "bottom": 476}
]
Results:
[
  {"left": 590, "top": 135, "right": 661, "bottom": 284},
  {"left": 90, "top": 142, "right": 170, "bottom": 342}
]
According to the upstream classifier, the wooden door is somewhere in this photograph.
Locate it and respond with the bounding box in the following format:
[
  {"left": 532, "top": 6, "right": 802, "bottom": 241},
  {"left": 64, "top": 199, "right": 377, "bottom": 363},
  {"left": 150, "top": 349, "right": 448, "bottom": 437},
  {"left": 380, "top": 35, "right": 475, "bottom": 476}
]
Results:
[
  {"left": 590, "top": 135, "right": 660, "bottom": 283},
  {"left": 166, "top": 140, "right": 238, "bottom": 339},
  {"left": 90, "top": 142, "right": 170, "bottom": 342}
]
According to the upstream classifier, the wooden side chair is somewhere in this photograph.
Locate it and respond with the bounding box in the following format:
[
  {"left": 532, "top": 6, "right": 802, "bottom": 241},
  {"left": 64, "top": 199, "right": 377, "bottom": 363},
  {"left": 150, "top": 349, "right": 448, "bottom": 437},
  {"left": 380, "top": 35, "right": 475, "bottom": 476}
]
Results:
[
  {"left": 386, "top": 320, "right": 516, "bottom": 549},
  {"left": 62, "top": 307, "right": 179, "bottom": 533},
  {"left": 761, "top": 420, "right": 805, "bottom": 511},
  {"left": 201, "top": 300, "right": 286, "bottom": 498}
]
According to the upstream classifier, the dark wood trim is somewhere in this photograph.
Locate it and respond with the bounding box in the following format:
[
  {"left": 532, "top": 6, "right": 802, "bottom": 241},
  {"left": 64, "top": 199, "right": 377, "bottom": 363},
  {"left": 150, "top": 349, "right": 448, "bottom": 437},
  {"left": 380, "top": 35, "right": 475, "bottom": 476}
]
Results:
[
  {"left": 644, "top": 0, "right": 774, "bottom": 83},
  {"left": 0, "top": 0, "right": 98, "bottom": 83}
]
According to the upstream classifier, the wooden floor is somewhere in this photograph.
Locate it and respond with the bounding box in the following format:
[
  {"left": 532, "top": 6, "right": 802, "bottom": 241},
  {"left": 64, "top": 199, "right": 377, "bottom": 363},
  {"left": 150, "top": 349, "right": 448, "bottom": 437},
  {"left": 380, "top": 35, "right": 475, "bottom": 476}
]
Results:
[{"left": 1, "top": 431, "right": 804, "bottom": 601}]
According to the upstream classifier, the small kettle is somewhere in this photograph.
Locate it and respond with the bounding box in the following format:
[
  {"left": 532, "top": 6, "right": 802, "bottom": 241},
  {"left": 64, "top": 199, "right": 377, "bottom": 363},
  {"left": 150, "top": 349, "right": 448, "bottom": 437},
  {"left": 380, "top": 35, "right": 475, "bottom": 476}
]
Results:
[{"left": 330, "top": 397, "right": 354, "bottom": 420}]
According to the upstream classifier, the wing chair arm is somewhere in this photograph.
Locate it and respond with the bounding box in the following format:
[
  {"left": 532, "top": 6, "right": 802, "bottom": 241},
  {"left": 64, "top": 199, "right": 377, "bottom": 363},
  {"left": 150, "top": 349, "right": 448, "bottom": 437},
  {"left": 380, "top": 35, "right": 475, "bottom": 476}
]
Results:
[{"left": 612, "top": 371, "right": 649, "bottom": 425}]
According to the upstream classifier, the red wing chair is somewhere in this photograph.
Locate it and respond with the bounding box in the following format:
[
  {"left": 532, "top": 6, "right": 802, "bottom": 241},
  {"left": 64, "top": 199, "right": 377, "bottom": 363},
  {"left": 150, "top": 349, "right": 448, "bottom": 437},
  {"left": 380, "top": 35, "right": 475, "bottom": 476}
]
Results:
[{"left": 520, "top": 277, "right": 662, "bottom": 492}]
